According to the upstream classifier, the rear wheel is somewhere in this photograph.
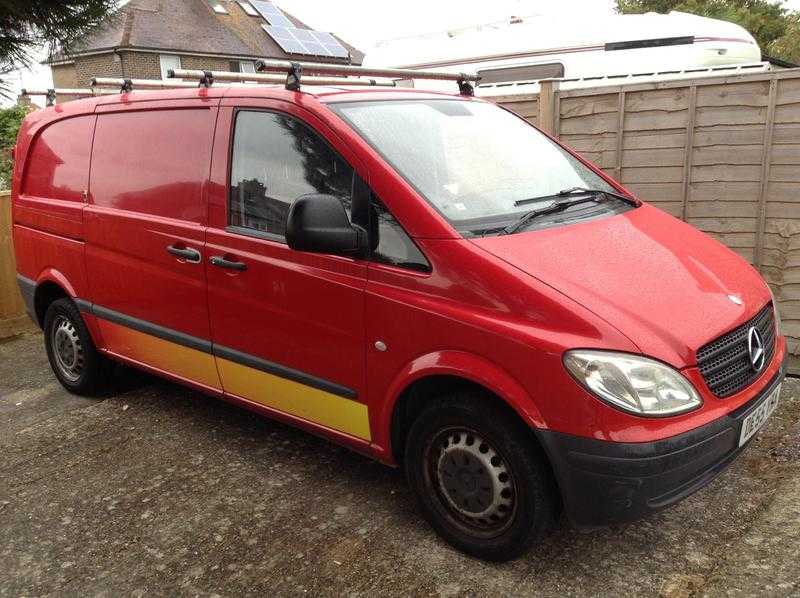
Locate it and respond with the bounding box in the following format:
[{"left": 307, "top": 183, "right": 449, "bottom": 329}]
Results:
[
  {"left": 43, "top": 298, "right": 111, "bottom": 396},
  {"left": 404, "top": 392, "right": 555, "bottom": 562}
]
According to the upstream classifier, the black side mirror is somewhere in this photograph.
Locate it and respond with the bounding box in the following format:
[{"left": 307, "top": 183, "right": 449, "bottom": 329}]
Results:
[{"left": 286, "top": 194, "right": 367, "bottom": 257}]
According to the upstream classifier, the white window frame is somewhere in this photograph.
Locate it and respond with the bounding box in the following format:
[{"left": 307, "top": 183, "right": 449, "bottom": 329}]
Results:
[
  {"left": 238, "top": 1, "right": 259, "bottom": 16},
  {"left": 239, "top": 61, "right": 256, "bottom": 73},
  {"left": 159, "top": 54, "right": 182, "bottom": 80}
]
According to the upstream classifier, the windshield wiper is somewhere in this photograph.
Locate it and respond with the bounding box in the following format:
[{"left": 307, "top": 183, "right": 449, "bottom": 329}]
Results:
[
  {"left": 557, "top": 186, "right": 638, "bottom": 205},
  {"left": 514, "top": 186, "right": 637, "bottom": 207},
  {"left": 503, "top": 196, "right": 604, "bottom": 235}
]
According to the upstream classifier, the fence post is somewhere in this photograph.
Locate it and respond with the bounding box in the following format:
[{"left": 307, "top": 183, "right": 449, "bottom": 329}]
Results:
[
  {"left": 538, "top": 79, "right": 560, "bottom": 136},
  {"left": 614, "top": 90, "right": 626, "bottom": 182},
  {"left": 680, "top": 85, "right": 698, "bottom": 222},
  {"left": 754, "top": 77, "right": 778, "bottom": 269}
]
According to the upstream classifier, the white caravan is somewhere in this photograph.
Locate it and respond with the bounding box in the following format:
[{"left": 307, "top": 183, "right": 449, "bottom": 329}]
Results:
[{"left": 365, "top": 11, "right": 768, "bottom": 95}]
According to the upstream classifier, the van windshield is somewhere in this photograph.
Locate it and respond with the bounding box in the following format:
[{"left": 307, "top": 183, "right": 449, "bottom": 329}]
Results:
[{"left": 332, "top": 99, "right": 633, "bottom": 236}]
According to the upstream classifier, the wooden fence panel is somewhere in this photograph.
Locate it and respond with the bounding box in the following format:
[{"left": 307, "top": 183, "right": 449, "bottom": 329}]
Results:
[
  {"left": 492, "top": 68, "right": 800, "bottom": 372},
  {"left": 0, "top": 191, "right": 31, "bottom": 338},
  {"left": 762, "top": 76, "right": 800, "bottom": 360}
]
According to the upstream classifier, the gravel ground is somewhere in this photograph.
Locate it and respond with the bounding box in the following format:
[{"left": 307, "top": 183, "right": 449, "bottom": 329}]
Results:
[{"left": 1, "top": 332, "right": 799, "bottom": 597}]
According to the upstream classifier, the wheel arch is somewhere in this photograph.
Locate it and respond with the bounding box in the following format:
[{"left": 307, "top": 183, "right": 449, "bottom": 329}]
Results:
[
  {"left": 379, "top": 351, "right": 547, "bottom": 465},
  {"left": 32, "top": 269, "right": 79, "bottom": 327}
]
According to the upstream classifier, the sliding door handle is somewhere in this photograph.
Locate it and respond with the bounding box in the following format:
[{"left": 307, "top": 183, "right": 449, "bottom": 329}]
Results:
[
  {"left": 210, "top": 255, "right": 247, "bottom": 271},
  {"left": 167, "top": 244, "right": 201, "bottom": 263}
]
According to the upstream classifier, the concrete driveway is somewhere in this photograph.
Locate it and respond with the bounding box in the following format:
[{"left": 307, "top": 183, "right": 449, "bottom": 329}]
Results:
[{"left": 1, "top": 332, "right": 799, "bottom": 597}]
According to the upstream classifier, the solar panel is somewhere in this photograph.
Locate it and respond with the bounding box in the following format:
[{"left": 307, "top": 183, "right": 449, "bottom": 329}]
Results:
[
  {"left": 251, "top": 0, "right": 294, "bottom": 27},
  {"left": 251, "top": 1, "right": 350, "bottom": 59},
  {"left": 310, "top": 31, "right": 350, "bottom": 58},
  {"left": 262, "top": 24, "right": 350, "bottom": 59}
]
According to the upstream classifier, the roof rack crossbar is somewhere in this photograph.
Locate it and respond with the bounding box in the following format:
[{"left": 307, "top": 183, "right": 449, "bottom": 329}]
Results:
[
  {"left": 254, "top": 59, "right": 479, "bottom": 84},
  {"left": 92, "top": 77, "right": 200, "bottom": 89},
  {"left": 168, "top": 69, "right": 398, "bottom": 87},
  {"left": 21, "top": 87, "right": 116, "bottom": 105}
]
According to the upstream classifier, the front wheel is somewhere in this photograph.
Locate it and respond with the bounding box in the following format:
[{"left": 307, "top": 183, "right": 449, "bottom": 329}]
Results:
[
  {"left": 43, "top": 298, "right": 111, "bottom": 396},
  {"left": 404, "top": 393, "right": 556, "bottom": 562}
]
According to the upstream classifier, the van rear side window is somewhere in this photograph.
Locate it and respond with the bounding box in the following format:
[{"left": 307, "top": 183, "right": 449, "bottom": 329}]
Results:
[
  {"left": 90, "top": 108, "right": 215, "bottom": 222},
  {"left": 23, "top": 115, "right": 95, "bottom": 202}
]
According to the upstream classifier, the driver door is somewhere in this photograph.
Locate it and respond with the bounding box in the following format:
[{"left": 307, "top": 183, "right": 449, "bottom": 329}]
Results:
[{"left": 205, "top": 102, "right": 371, "bottom": 443}]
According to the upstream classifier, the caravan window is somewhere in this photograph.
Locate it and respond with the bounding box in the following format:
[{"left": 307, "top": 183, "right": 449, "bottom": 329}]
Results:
[{"left": 478, "top": 63, "right": 565, "bottom": 85}]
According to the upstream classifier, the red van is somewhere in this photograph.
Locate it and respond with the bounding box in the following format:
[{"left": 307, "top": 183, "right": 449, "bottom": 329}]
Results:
[{"left": 13, "top": 83, "right": 785, "bottom": 561}]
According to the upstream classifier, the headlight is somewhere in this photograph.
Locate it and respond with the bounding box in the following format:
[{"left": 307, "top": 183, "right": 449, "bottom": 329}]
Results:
[{"left": 563, "top": 350, "right": 702, "bottom": 417}]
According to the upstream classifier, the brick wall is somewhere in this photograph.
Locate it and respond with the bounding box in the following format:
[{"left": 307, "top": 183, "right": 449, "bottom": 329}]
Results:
[
  {"left": 51, "top": 64, "right": 81, "bottom": 104},
  {"left": 180, "top": 55, "right": 232, "bottom": 72},
  {"left": 62, "top": 51, "right": 248, "bottom": 88},
  {"left": 73, "top": 53, "right": 124, "bottom": 85},
  {"left": 51, "top": 64, "right": 79, "bottom": 88}
]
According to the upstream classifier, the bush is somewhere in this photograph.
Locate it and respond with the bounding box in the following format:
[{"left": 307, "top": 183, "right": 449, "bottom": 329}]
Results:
[{"left": 0, "top": 104, "right": 28, "bottom": 190}]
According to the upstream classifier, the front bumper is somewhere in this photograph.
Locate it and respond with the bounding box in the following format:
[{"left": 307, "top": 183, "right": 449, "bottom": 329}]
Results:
[{"left": 538, "top": 361, "right": 786, "bottom": 527}]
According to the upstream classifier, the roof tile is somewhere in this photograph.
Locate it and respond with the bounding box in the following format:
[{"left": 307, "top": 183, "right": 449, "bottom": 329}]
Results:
[{"left": 55, "top": 0, "right": 363, "bottom": 63}]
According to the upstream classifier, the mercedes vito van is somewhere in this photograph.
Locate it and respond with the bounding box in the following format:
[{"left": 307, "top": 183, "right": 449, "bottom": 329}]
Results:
[{"left": 13, "top": 83, "right": 785, "bottom": 561}]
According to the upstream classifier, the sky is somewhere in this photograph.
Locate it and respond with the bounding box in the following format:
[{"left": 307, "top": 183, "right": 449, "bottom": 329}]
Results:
[{"left": 6, "top": 0, "right": 800, "bottom": 106}]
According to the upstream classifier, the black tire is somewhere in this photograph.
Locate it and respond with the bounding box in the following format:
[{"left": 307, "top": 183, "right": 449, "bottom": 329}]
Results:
[
  {"left": 404, "top": 392, "right": 556, "bottom": 562},
  {"left": 43, "top": 298, "right": 111, "bottom": 396}
]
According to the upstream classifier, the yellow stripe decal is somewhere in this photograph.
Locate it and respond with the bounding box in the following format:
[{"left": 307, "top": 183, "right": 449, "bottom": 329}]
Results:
[
  {"left": 96, "top": 316, "right": 370, "bottom": 441},
  {"left": 217, "top": 358, "right": 371, "bottom": 441},
  {"left": 98, "top": 319, "right": 221, "bottom": 389}
]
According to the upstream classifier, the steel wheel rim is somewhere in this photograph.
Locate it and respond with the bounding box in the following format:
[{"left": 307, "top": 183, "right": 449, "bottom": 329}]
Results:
[
  {"left": 51, "top": 315, "right": 84, "bottom": 382},
  {"left": 427, "top": 426, "right": 517, "bottom": 537}
]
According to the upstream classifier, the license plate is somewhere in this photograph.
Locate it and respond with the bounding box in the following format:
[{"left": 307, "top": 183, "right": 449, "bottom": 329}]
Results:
[{"left": 739, "top": 383, "right": 781, "bottom": 447}]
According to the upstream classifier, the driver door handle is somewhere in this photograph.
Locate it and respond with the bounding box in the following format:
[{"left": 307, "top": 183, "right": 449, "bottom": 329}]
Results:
[
  {"left": 210, "top": 255, "right": 248, "bottom": 271},
  {"left": 167, "top": 244, "right": 201, "bottom": 263}
]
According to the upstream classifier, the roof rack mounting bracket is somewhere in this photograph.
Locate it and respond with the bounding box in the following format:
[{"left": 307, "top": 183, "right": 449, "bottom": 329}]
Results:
[
  {"left": 286, "top": 62, "right": 302, "bottom": 91},
  {"left": 457, "top": 77, "right": 474, "bottom": 97},
  {"left": 199, "top": 70, "right": 214, "bottom": 88},
  {"left": 120, "top": 78, "right": 133, "bottom": 93},
  {"left": 46, "top": 89, "right": 57, "bottom": 106}
]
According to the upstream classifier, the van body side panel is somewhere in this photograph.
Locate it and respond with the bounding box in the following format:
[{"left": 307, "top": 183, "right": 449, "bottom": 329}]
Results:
[
  {"left": 85, "top": 101, "right": 220, "bottom": 388},
  {"left": 364, "top": 238, "right": 640, "bottom": 454},
  {"left": 14, "top": 114, "right": 94, "bottom": 240},
  {"left": 205, "top": 102, "right": 370, "bottom": 443},
  {"left": 12, "top": 111, "right": 96, "bottom": 335}
]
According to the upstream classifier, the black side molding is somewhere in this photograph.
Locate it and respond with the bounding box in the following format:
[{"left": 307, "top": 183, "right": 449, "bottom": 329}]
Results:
[
  {"left": 90, "top": 304, "right": 213, "bottom": 354},
  {"left": 83, "top": 301, "right": 358, "bottom": 400},
  {"left": 213, "top": 344, "right": 357, "bottom": 399}
]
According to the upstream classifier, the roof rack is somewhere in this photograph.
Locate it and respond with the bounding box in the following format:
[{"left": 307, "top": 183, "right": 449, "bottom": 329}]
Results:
[
  {"left": 21, "top": 88, "right": 116, "bottom": 106},
  {"left": 172, "top": 59, "right": 480, "bottom": 95},
  {"left": 93, "top": 77, "right": 200, "bottom": 91},
  {"left": 167, "top": 69, "right": 398, "bottom": 88},
  {"left": 21, "top": 60, "right": 480, "bottom": 107}
]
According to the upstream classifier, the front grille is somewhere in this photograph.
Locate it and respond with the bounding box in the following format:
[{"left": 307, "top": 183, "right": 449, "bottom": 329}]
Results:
[{"left": 697, "top": 303, "right": 776, "bottom": 398}]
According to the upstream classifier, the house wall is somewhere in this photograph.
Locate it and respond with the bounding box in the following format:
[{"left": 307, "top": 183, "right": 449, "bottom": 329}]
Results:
[
  {"left": 56, "top": 51, "right": 248, "bottom": 89},
  {"left": 51, "top": 64, "right": 79, "bottom": 88}
]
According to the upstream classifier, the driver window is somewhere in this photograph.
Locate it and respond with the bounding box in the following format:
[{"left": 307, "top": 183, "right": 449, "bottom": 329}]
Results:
[{"left": 229, "top": 110, "right": 354, "bottom": 238}]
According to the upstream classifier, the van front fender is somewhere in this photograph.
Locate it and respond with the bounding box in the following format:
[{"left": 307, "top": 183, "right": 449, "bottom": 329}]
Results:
[{"left": 374, "top": 350, "right": 547, "bottom": 462}]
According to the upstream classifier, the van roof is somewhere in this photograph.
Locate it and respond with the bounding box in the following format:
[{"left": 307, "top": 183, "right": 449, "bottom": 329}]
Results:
[{"left": 32, "top": 84, "right": 472, "bottom": 116}]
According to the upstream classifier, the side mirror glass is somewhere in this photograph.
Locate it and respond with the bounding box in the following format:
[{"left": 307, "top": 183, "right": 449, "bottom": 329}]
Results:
[{"left": 286, "top": 194, "right": 367, "bottom": 257}]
